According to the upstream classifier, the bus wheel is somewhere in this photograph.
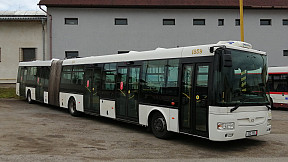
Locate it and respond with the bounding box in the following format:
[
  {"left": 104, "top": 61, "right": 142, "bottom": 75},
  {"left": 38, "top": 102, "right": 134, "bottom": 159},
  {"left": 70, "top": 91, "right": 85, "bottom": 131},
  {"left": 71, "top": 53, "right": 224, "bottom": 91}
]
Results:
[
  {"left": 68, "top": 98, "right": 80, "bottom": 117},
  {"left": 27, "top": 90, "right": 33, "bottom": 104},
  {"left": 151, "top": 112, "right": 172, "bottom": 139},
  {"left": 270, "top": 98, "right": 274, "bottom": 109}
]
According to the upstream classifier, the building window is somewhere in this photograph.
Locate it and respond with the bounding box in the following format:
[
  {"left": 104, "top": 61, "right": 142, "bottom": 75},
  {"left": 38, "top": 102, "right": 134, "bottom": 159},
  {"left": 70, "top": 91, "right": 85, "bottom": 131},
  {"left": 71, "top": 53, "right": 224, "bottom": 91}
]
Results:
[
  {"left": 284, "top": 50, "right": 288, "bottom": 56},
  {"left": 65, "top": 51, "right": 79, "bottom": 59},
  {"left": 283, "top": 19, "right": 288, "bottom": 25},
  {"left": 218, "top": 19, "right": 224, "bottom": 26},
  {"left": 115, "top": 18, "right": 128, "bottom": 25},
  {"left": 65, "top": 18, "right": 78, "bottom": 25},
  {"left": 163, "top": 19, "right": 175, "bottom": 25},
  {"left": 118, "top": 51, "right": 129, "bottom": 54},
  {"left": 235, "top": 19, "right": 240, "bottom": 26},
  {"left": 20, "top": 48, "right": 36, "bottom": 62},
  {"left": 260, "top": 19, "right": 272, "bottom": 25},
  {"left": 193, "top": 19, "right": 205, "bottom": 25}
]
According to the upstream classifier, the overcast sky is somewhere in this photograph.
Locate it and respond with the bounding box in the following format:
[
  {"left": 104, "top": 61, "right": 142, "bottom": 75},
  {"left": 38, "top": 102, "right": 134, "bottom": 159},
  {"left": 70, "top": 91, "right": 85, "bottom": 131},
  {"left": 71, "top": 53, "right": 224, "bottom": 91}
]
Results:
[{"left": 0, "top": 0, "right": 45, "bottom": 11}]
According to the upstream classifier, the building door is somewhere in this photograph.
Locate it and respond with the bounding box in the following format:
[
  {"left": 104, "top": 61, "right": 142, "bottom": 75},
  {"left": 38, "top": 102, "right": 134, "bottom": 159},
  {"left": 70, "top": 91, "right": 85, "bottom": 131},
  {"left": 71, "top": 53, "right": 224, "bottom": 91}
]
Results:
[
  {"left": 84, "top": 67, "right": 101, "bottom": 113},
  {"left": 116, "top": 66, "right": 140, "bottom": 121},
  {"left": 180, "top": 63, "right": 210, "bottom": 137}
]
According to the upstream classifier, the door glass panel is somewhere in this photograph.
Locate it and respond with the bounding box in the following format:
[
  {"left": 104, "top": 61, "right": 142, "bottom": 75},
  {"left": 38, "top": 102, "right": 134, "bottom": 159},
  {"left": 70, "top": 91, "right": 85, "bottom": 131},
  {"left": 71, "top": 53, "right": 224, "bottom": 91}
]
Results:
[
  {"left": 195, "top": 65, "right": 209, "bottom": 132},
  {"left": 116, "top": 68, "right": 128, "bottom": 116},
  {"left": 128, "top": 67, "right": 140, "bottom": 118},
  {"left": 92, "top": 68, "right": 101, "bottom": 112},
  {"left": 181, "top": 65, "right": 193, "bottom": 128},
  {"left": 84, "top": 69, "right": 93, "bottom": 111}
]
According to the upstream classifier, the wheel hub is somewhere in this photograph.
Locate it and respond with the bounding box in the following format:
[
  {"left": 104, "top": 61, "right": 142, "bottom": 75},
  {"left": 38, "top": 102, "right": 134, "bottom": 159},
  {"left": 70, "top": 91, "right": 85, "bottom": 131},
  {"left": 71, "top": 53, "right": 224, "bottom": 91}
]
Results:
[{"left": 154, "top": 118, "right": 165, "bottom": 132}]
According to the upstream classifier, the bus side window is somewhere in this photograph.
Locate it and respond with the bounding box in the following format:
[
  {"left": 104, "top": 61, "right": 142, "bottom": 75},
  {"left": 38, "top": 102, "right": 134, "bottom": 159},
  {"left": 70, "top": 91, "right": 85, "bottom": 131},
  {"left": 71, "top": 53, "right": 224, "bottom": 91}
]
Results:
[
  {"left": 102, "top": 63, "right": 116, "bottom": 99},
  {"left": 140, "top": 59, "right": 179, "bottom": 107}
]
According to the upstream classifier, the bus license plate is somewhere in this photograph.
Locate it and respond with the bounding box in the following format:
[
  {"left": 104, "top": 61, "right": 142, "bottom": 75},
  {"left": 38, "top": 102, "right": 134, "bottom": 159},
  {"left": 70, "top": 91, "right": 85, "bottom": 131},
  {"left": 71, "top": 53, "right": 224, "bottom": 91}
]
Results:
[{"left": 246, "top": 130, "right": 257, "bottom": 137}]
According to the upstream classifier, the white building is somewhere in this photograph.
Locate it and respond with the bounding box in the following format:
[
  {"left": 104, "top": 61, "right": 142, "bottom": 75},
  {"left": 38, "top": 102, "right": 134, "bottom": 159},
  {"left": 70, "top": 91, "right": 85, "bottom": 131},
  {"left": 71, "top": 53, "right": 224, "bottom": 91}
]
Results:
[
  {"left": 0, "top": 11, "right": 47, "bottom": 83},
  {"left": 39, "top": 0, "right": 288, "bottom": 66}
]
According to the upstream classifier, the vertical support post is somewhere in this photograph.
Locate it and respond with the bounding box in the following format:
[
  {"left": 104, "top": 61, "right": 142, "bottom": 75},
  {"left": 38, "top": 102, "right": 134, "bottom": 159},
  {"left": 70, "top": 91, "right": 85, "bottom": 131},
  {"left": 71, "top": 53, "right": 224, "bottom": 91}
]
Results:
[{"left": 239, "top": 0, "right": 244, "bottom": 42}]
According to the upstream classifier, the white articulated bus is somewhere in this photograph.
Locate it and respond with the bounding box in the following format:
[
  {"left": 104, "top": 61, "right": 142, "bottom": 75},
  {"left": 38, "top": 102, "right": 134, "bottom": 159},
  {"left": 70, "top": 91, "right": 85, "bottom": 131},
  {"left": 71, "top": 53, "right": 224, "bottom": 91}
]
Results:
[
  {"left": 16, "top": 41, "right": 271, "bottom": 141},
  {"left": 268, "top": 66, "right": 288, "bottom": 108}
]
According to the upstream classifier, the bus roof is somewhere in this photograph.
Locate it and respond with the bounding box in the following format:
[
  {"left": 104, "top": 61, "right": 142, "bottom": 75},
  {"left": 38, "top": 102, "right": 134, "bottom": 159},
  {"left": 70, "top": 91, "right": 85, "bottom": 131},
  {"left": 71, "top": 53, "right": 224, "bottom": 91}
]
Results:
[
  {"left": 18, "top": 42, "right": 266, "bottom": 66},
  {"left": 62, "top": 43, "right": 265, "bottom": 66},
  {"left": 18, "top": 59, "right": 58, "bottom": 67}
]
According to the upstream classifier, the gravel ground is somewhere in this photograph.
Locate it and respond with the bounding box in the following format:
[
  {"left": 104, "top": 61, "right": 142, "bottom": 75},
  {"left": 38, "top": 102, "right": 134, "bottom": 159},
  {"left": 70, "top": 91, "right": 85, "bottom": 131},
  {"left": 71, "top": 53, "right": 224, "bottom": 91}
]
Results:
[{"left": 1, "top": 98, "right": 288, "bottom": 161}]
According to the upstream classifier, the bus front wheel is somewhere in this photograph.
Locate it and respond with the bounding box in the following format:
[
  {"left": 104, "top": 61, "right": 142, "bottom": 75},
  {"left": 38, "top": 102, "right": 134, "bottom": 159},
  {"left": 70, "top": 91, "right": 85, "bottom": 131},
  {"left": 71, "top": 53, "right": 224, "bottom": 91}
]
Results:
[{"left": 151, "top": 112, "right": 172, "bottom": 139}]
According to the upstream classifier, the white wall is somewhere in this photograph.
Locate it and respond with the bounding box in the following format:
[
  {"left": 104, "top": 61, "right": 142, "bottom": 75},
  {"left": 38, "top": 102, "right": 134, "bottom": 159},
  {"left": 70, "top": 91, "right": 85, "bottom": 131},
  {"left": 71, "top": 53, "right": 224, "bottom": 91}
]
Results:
[
  {"left": 0, "top": 21, "right": 47, "bottom": 83},
  {"left": 49, "top": 8, "right": 288, "bottom": 66}
]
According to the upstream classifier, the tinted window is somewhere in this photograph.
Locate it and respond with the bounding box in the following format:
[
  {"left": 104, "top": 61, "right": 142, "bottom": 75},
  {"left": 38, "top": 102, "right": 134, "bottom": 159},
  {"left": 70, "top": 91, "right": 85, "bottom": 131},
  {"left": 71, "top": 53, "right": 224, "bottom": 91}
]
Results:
[
  {"left": 193, "top": 19, "right": 205, "bottom": 25},
  {"left": 65, "top": 18, "right": 78, "bottom": 25},
  {"left": 141, "top": 59, "right": 179, "bottom": 107},
  {"left": 260, "top": 19, "right": 271, "bottom": 25},
  {"left": 163, "top": 19, "right": 175, "bottom": 25},
  {"left": 103, "top": 63, "right": 116, "bottom": 90},
  {"left": 115, "top": 18, "right": 128, "bottom": 25}
]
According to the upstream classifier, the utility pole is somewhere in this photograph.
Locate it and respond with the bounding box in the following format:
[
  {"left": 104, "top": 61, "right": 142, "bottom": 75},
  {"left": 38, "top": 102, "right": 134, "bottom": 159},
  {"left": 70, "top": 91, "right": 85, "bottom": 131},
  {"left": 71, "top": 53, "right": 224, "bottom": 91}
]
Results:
[{"left": 239, "top": 0, "right": 244, "bottom": 41}]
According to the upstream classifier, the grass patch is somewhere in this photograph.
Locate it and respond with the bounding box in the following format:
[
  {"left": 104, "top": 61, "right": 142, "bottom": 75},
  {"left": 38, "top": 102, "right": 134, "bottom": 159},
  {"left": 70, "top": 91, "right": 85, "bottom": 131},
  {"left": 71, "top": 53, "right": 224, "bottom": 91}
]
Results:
[{"left": 0, "top": 88, "right": 18, "bottom": 99}]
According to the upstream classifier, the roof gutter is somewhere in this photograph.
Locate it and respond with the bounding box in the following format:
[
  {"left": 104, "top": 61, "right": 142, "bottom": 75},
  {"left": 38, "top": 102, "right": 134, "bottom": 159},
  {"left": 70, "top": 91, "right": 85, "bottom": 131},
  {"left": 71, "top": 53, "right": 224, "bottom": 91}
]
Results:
[{"left": 39, "top": 4, "right": 52, "bottom": 60}]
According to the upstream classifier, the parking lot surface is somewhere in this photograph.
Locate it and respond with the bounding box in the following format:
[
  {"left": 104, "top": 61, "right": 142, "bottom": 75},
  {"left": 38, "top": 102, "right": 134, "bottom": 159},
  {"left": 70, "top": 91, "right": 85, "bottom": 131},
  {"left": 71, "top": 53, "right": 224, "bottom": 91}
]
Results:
[{"left": 1, "top": 99, "right": 288, "bottom": 161}]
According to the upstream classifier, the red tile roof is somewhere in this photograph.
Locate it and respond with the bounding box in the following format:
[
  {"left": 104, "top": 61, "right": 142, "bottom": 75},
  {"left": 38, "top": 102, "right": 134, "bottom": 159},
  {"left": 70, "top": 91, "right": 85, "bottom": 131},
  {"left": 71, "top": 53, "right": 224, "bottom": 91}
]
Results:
[{"left": 38, "top": 0, "right": 288, "bottom": 9}]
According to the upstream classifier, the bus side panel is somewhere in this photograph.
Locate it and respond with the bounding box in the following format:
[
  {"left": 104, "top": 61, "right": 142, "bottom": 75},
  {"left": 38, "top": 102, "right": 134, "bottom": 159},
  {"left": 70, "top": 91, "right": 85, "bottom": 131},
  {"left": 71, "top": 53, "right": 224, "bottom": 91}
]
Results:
[
  {"left": 100, "top": 99, "right": 116, "bottom": 119},
  {"left": 26, "top": 87, "right": 36, "bottom": 100},
  {"left": 59, "top": 92, "right": 84, "bottom": 112},
  {"left": 169, "top": 109, "right": 179, "bottom": 133},
  {"left": 16, "top": 83, "right": 20, "bottom": 96},
  {"left": 139, "top": 105, "right": 177, "bottom": 132},
  {"left": 44, "top": 91, "right": 48, "bottom": 104}
]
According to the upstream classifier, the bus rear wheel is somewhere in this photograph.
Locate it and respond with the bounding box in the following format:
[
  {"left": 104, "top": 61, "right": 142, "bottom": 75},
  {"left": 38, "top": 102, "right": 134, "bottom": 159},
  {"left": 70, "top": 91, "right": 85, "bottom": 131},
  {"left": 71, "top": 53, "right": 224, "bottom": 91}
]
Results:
[
  {"left": 68, "top": 98, "right": 80, "bottom": 117},
  {"left": 27, "top": 91, "right": 33, "bottom": 104},
  {"left": 151, "top": 112, "right": 172, "bottom": 139}
]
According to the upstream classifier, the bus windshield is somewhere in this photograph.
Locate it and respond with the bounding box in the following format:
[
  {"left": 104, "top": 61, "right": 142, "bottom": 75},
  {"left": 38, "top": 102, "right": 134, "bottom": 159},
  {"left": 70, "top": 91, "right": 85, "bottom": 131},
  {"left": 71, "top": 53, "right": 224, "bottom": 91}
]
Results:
[{"left": 216, "top": 49, "right": 269, "bottom": 106}]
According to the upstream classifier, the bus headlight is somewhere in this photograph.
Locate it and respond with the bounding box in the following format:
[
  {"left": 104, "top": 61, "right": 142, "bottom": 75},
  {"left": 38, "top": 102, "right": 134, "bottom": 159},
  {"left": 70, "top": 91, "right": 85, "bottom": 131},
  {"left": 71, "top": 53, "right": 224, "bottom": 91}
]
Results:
[
  {"left": 217, "top": 122, "right": 235, "bottom": 130},
  {"left": 267, "top": 119, "right": 271, "bottom": 126}
]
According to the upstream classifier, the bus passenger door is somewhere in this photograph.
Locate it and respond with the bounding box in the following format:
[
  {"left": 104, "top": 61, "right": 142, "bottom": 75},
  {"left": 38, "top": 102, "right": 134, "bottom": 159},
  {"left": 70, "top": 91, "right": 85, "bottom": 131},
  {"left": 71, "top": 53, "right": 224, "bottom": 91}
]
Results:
[
  {"left": 116, "top": 66, "right": 140, "bottom": 121},
  {"left": 180, "top": 63, "right": 210, "bottom": 137},
  {"left": 84, "top": 67, "right": 101, "bottom": 113}
]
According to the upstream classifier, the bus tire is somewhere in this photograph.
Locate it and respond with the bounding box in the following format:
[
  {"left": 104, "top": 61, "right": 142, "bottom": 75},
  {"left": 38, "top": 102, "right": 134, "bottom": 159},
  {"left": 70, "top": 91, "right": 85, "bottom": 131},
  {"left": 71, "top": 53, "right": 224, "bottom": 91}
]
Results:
[
  {"left": 151, "top": 112, "right": 172, "bottom": 139},
  {"left": 68, "top": 97, "right": 80, "bottom": 117},
  {"left": 270, "top": 98, "right": 274, "bottom": 109},
  {"left": 27, "top": 90, "right": 33, "bottom": 104}
]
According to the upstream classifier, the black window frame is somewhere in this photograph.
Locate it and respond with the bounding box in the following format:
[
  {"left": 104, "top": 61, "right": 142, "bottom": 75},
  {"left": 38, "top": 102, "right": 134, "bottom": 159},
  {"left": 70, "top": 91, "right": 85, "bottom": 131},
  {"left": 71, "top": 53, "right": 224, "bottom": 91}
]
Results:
[
  {"left": 283, "top": 19, "right": 288, "bottom": 26},
  {"left": 163, "top": 19, "right": 176, "bottom": 25},
  {"left": 65, "top": 18, "right": 78, "bottom": 25},
  {"left": 284, "top": 50, "right": 288, "bottom": 56},
  {"left": 218, "top": 19, "right": 224, "bottom": 26},
  {"left": 118, "top": 51, "right": 130, "bottom": 54},
  {"left": 22, "top": 48, "right": 36, "bottom": 62},
  {"left": 65, "top": 51, "right": 79, "bottom": 59},
  {"left": 115, "top": 18, "right": 128, "bottom": 25},
  {"left": 193, "top": 19, "right": 205, "bottom": 26},
  {"left": 260, "top": 19, "right": 272, "bottom": 26},
  {"left": 235, "top": 19, "right": 240, "bottom": 26}
]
